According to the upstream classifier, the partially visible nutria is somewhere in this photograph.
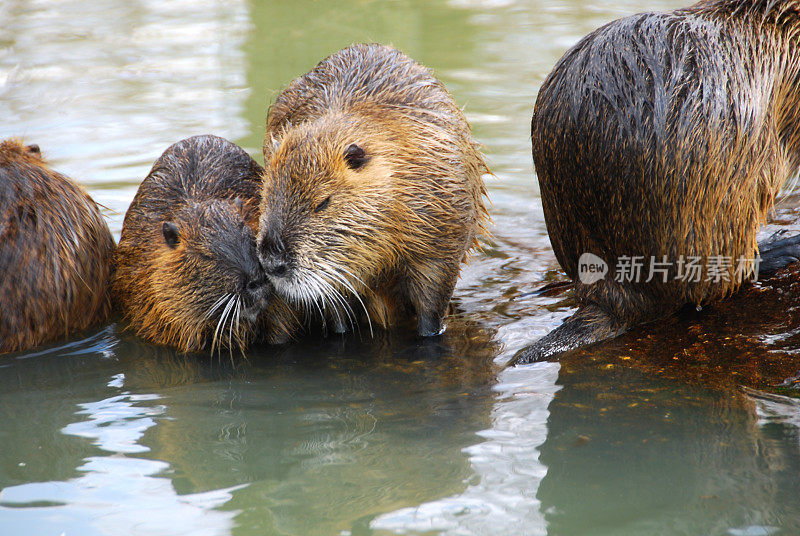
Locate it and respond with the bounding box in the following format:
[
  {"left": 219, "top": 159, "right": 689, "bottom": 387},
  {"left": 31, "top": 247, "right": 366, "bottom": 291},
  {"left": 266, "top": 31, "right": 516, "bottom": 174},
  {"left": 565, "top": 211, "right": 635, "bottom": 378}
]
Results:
[
  {"left": 0, "top": 139, "right": 114, "bottom": 354},
  {"left": 113, "top": 135, "right": 296, "bottom": 353},
  {"left": 257, "top": 43, "right": 489, "bottom": 337},
  {"left": 516, "top": 0, "right": 800, "bottom": 363}
]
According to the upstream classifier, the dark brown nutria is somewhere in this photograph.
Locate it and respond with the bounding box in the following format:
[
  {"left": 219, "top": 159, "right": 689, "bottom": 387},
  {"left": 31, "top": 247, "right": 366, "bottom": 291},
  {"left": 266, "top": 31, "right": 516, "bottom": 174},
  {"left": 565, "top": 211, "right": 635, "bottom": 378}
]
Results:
[
  {"left": 257, "top": 43, "right": 490, "bottom": 337},
  {"left": 516, "top": 0, "right": 800, "bottom": 363},
  {"left": 113, "top": 135, "right": 297, "bottom": 353},
  {"left": 0, "top": 139, "right": 114, "bottom": 354}
]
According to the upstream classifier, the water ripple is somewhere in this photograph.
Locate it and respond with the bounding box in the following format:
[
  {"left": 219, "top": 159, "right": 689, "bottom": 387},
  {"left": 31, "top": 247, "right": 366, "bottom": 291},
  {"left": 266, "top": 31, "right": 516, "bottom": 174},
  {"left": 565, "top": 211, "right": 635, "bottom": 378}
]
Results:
[{"left": 371, "top": 363, "right": 559, "bottom": 536}]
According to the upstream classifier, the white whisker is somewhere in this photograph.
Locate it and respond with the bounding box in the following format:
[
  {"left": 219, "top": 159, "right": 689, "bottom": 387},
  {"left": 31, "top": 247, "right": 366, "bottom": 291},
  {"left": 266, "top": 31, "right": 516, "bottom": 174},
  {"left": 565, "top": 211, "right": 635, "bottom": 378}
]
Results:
[
  {"left": 309, "top": 271, "right": 347, "bottom": 330},
  {"left": 204, "top": 293, "right": 231, "bottom": 321},
  {"left": 322, "top": 277, "right": 356, "bottom": 331},
  {"left": 277, "top": 264, "right": 374, "bottom": 338},
  {"left": 212, "top": 295, "right": 236, "bottom": 357},
  {"left": 234, "top": 296, "right": 242, "bottom": 349},
  {"left": 324, "top": 266, "right": 373, "bottom": 337},
  {"left": 227, "top": 297, "right": 237, "bottom": 360}
]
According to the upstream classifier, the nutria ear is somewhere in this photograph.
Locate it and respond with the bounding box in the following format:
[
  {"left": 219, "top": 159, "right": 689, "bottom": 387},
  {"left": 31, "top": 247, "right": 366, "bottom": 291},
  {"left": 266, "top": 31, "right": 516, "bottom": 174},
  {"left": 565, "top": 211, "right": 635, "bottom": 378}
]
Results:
[
  {"left": 344, "top": 144, "right": 368, "bottom": 170},
  {"left": 162, "top": 222, "right": 180, "bottom": 248},
  {"left": 26, "top": 144, "right": 40, "bottom": 155}
]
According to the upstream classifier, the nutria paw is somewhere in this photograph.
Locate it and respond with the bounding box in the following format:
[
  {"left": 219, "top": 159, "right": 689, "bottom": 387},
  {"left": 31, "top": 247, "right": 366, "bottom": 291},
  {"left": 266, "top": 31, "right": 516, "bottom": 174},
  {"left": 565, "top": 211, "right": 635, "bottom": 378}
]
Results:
[
  {"left": 512, "top": 304, "right": 625, "bottom": 365},
  {"left": 758, "top": 233, "right": 800, "bottom": 275},
  {"left": 513, "top": 341, "right": 558, "bottom": 365}
]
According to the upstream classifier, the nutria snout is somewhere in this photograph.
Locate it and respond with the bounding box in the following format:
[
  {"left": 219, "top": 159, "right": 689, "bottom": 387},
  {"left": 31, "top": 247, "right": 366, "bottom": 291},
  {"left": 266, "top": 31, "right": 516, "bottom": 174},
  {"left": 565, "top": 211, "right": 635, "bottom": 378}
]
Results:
[
  {"left": 258, "top": 43, "right": 490, "bottom": 337},
  {"left": 114, "top": 135, "right": 297, "bottom": 353}
]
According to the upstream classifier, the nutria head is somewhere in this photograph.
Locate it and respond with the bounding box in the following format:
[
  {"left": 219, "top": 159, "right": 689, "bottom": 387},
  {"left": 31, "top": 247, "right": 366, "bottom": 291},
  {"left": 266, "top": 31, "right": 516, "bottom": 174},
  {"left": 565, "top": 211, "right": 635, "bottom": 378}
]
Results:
[
  {"left": 257, "top": 115, "right": 403, "bottom": 317},
  {"left": 145, "top": 199, "right": 269, "bottom": 352},
  {"left": 114, "top": 135, "right": 287, "bottom": 353},
  {"left": 0, "top": 138, "right": 114, "bottom": 354}
]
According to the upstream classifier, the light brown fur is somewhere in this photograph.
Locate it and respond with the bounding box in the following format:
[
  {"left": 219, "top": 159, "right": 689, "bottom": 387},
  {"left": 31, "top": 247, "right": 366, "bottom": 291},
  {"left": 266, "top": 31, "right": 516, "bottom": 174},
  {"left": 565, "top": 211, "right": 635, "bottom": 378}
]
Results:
[{"left": 258, "top": 44, "right": 489, "bottom": 336}]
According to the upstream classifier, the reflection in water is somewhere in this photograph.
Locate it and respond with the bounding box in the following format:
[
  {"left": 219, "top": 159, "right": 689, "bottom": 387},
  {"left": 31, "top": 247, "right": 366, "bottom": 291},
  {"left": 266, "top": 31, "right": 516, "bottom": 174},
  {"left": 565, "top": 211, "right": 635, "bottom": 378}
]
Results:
[
  {"left": 3, "top": 394, "right": 240, "bottom": 536},
  {"left": 1, "top": 316, "right": 504, "bottom": 536},
  {"left": 126, "top": 317, "right": 502, "bottom": 536},
  {"left": 0, "top": 329, "right": 239, "bottom": 535},
  {"left": 372, "top": 261, "right": 800, "bottom": 535},
  {"left": 372, "top": 364, "right": 558, "bottom": 536},
  {"left": 537, "top": 355, "right": 800, "bottom": 536},
  {"left": 63, "top": 393, "right": 165, "bottom": 454}
]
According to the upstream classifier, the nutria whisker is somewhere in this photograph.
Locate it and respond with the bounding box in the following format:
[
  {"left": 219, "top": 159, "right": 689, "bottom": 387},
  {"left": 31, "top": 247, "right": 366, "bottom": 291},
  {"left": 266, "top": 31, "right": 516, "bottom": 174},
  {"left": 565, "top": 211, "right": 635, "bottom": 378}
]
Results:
[
  {"left": 234, "top": 296, "right": 242, "bottom": 348},
  {"left": 227, "top": 295, "right": 241, "bottom": 361},
  {"left": 319, "top": 278, "right": 355, "bottom": 332},
  {"left": 211, "top": 294, "right": 237, "bottom": 357},
  {"left": 301, "top": 277, "right": 328, "bottom": 332},
  {"left": 308, "top": 270, "right": 353, "bottom": 333},
  {"left": 228, "top": 297, "right": 235, "bottom": 358},
  {"left": 311, "top": 270, "right": 355, "bottom": 324},
  {"left": 204, "top": 293, "right": 233, "bottom": 321},
  {"left": 312, "top": 273, "right": 345, "bottom": 329},
  {"left": 324, "top": 276, "right": 360, "bottom": 334},
  {"left": 321, "top": 263, "right": 375, "bottom": 331},
  {"left": 290, "top": 284, "right": 312, "bottom": 329},
  {"left": 319, "top": 265, "right": 374, "bottom": 337},
  {"left": 334, "top": 265, "right": 369, "bottom": 291}
]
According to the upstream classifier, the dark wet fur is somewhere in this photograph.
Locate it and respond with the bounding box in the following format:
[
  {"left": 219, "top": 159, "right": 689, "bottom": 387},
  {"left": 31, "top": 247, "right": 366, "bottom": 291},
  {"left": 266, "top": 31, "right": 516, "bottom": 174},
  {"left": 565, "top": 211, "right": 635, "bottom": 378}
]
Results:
[
  {"left": 0, "top": 139, "right": 114, "bottom": 354},
  {"left": 113, "top": 135, "right": 296, "bottom": 353},
  {"left": 517, "top": 0, "right": 800, "bottom": 364}
]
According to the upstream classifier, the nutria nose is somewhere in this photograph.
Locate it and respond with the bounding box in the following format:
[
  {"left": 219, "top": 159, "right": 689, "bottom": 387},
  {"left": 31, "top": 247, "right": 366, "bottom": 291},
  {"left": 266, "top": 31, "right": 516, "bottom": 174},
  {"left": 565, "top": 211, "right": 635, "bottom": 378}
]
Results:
[
  {"left": 245, "top": 274, "right": 268, "bottom": 293},
  {"left": 258, "top": 232, "right": 290, "bottom": 278},
  {"left": 263, "top": 256, "right": 289, "bottom": 278}
]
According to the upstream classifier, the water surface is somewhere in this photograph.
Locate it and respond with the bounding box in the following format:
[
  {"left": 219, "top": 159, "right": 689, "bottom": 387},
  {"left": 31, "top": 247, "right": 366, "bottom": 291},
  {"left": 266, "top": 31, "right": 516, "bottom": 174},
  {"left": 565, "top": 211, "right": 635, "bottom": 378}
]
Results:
[{"left": 3, "top": 1, "right": 800, "bottom": 535}]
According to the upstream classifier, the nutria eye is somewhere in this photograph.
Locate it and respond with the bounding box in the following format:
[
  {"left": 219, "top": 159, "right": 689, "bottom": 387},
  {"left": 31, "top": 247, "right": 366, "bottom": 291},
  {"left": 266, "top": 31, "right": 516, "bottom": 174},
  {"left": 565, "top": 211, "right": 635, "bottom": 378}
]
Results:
[
  {"left": 26, "top": 144, "right": 40, "bottom": 154},
  {"left": 162, "top": 222, "right": 180, "bottom": 248},
  {"left": 314, "top": 196, "right": 331, "bottom": 213},
  {"left": 344, "top": 143, "right": 367, "bottom": 170}
]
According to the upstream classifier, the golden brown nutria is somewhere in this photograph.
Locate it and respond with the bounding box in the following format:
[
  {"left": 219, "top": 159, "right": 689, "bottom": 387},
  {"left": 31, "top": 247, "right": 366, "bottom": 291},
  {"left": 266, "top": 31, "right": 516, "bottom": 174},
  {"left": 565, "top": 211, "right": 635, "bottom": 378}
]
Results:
[
  {"left": 0, "top": 139, "right": 114, "bottom": 354},
  {"left": 113, "top": 135, "right": 296, "bottom": 353},
  {"left": 257, "top": 43, "right": 490, "bottom": 337},
  {"left": 516, "top": 0, "right": 800, "bottom": 363}
]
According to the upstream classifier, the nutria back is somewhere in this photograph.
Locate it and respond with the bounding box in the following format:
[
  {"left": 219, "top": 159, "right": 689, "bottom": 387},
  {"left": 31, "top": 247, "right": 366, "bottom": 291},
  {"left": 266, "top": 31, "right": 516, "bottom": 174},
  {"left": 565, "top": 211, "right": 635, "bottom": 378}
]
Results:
[
  {"left": 266, "top": 44, "right": 475, "bottom": 139},
  {"left": 259, "top": 44, "right": 489, "bottom": 337},
  {"left": 0, "top": 139, "right": 114, "bottom": 354},
  {"left": 114, "top": 135, "right": 294, "bottom": 353},
  {"left": 516, "top": 0, "right": 800, "bottom": 363}
]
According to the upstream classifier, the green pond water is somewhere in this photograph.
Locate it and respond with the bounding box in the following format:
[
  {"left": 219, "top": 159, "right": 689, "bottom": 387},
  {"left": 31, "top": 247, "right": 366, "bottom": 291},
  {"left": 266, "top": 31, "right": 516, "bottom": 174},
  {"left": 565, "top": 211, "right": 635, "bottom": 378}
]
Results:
[{"left": 3, "top": 0, "right": 800, "bottom": 535}]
